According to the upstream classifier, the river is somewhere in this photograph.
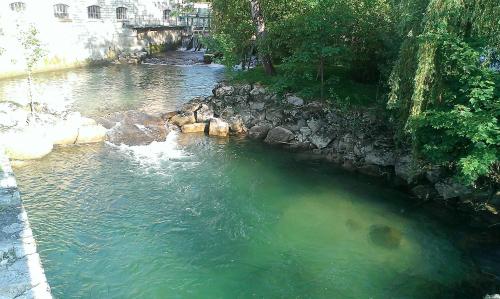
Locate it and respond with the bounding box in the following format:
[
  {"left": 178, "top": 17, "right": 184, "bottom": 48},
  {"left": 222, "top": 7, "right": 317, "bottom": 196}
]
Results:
[{"left": 0, "top": 57, "right": 495, "bottom": 298}]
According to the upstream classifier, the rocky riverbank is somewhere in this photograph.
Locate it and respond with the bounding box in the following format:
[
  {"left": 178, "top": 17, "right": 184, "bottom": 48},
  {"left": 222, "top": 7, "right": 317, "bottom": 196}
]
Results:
[{"left": 158, "top": 82, "right": 499, "bottom": 228}]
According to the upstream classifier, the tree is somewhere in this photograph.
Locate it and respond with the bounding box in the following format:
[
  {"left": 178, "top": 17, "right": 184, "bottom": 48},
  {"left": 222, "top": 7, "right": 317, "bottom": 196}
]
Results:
[
  {"left": 249, "top": 0, "right": 275, "bottom": 75},
  {"left": 16, "top": 23, "right": 45, "bottom": 115},
  {"left": 388, "top": 0, "right": 500, "bottom": 187}
]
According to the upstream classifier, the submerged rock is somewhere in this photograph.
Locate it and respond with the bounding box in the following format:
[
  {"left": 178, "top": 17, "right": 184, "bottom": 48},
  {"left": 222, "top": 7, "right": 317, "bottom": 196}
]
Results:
[
  {"left": 264, "top": 127, "right": 295, "bottom": 145},
  {"left": 100, "top": 111, "right": 167, "bottom": 146},
  {"left": 345, "top": 219, "right": 362, "bottom": 231},
  {"left": 369, "top": 224, "right": 402, "bottom": 249}
]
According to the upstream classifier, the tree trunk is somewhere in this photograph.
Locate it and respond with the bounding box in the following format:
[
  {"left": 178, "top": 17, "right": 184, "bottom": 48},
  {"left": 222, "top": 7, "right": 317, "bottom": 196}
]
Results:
[
  {"left": 249, "top": 0, "right": 276, "bottom": 76},
  {"left": 27, "top": 70, "right": 34, "bottom": 115},
  {"left": 319, "top": 57, "right": 325, "bottom": 100}
]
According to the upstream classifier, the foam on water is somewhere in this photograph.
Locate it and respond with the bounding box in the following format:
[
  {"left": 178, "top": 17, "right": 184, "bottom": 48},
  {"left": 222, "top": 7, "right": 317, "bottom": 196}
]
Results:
[{"left": 107, "top": 131, "right": 190, "bottom": 171}]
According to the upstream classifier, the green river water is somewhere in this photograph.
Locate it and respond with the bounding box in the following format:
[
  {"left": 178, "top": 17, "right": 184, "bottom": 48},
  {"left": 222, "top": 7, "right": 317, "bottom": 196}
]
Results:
[{"left": 1, "top": 60, "right": 492, "bottom": 298}]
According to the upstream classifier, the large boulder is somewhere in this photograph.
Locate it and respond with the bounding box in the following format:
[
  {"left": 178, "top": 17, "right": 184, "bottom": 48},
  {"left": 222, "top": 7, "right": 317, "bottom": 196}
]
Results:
[
  {"left": 1, "top": 128, "right": 53, "bottom": 160},
  {"left": 195, "top": 104, "right": 214, "bottom": 123},
  {"left": 170, "top": 112, "right": 196, "bottom": 127},
  {"left": 264, "top": 127, "right": 295, "bottom": 145},
  {"left": 49, "top": 121, "right": 79, "bottom": 145},
  {"left": 286, "top": 95, "right": 304, "bottom": 107},
  {"left": 394, "top": 155, "right": 420, "bottom": 184},
  {"left": 209, "top": 118, "right": 229, "bottom": 137},
  {"left": 228, "top": 116, "right": 246, "bottom": 134},
  {"left": 248, "top": 125, "right": 271, "bottom": 140},
  {"left": 249, "top": 85, "right": 267, "bottom": 102},
  {"left": 364, "top": 148, "right": 395, "bottom": 167},
  {"left": 181, "top": 123, "right": 207, "bottom": 133},
  {"left": 76, "top": 124, "right": 107, "bottom": 144},
  {"left": 181, "top": 102, "right": 201, "bottom": 113},
  {"left": 213, "top": 84, "right": 235, "bottom": 97},
  {"left": 434, "top": 179, "right": 472, "bottom": 200}
]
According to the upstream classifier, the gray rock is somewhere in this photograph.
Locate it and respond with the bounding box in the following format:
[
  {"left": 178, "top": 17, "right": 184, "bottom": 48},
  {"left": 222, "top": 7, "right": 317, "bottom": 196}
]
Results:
[
  {"left": 264, "top": 127, "right": 295, "bottom": 145},
  {"left": 298, "top": 127, "right": 312, "bottom": 143},
  {"left": 484, "top": 294, "right": 500, "bottom": 299},
  {"left": 309, "top": 132, "right": 333, "bottom": 149},
  {"left": 265, "top": 109, "right": 283, "bottom": 125},
  {"left": 306, "top": 118, "right": 323, "bottom": 134},
  {"left": 337, "top": 134, "right": 355, "bottom": 152},
  {"left": 395, "top": 155, "right": 420, "bottom": 184},
  {"left": 228, "top": 116, "right": 246, "bottom": 134},
  {"left": 248, "top": 125, "right": 271, "bottom": 140},
  {"left": 364, "top": 149, "right": 395, "bottom": 167},
  {"left": 234, "top": 84, "right": 252, "bottom": 96},
  {"left": 435, "top": 179, "right": 472, "bottom": 199},
  {"left": 195, "top": 104, "right": 214, "bottom": 123},
  {"left": 182, "top": 102, "right": 201, "bottom": 113},
  {"left": 249, "top": 85, "right": 267, "bottom": 102},
  {"left": 213, "top": 85, "right": 235, "bottom": 97},
  {"left": 249, "top": 101, "right": 265, "bottom": 111},
  {"left": 286, "top": 95, "right": 304, "bottom": 107},
  {"left": 426, "top": 166, "right": 444, "bottom": 183},
  {"left": 411, "top": 185, "right": 437, "bottom": 201}
]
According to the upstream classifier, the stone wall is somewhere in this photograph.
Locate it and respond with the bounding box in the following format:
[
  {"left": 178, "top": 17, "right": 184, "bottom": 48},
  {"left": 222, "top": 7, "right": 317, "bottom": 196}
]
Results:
[{"left": 0, "top": 148, "right": 52, "bottom": 299}]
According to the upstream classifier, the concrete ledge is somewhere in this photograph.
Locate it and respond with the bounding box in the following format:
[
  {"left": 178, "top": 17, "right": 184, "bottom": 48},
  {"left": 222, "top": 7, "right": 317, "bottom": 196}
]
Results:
[{"left": 0, "top": 148, "right": 52, "bottom": 299}]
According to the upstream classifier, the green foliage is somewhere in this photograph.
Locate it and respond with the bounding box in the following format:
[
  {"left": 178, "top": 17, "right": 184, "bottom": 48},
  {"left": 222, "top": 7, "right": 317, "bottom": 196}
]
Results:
[
  {"left": 17, "top": 23, "right": 45, "bottom": 71},
  {"left": 411, "top": 33, "right": 499, "bottom": 185},
  {"left": 212, "top": 0, "right": 499, "bottom": 186}
]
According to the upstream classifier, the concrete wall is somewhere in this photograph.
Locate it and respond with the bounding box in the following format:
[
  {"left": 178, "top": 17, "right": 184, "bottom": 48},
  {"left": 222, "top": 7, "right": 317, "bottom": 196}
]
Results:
[
  {"left": 0, "top": 148, "right": 52, "bottom": 299},
  {"left": 0, "top": 0, "right": 185, "bottom": 78}
]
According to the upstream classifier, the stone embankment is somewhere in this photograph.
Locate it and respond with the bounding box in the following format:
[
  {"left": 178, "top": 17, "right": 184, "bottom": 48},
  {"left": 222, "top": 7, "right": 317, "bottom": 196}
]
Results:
[
  {"left": 0, "top": 102, "right": 107, "bottom": 164},
  {"left": 0, "top": 149, "right": 52, "bottom": 298},
  {"left": 162, "top": 82, "right": 499, "bottom": 226}
]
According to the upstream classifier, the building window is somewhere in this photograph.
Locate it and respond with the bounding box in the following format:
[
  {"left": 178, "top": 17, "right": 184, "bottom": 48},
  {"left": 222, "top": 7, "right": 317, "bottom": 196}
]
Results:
[
  {"left": 54, "top": 4, "right": 69, "bottom": 19},
  {"left": 87, "top": 5, "right": 101, "bottom": 19},
  {"left": 9, "top": 2, "right": 26, "bottom": 12},
  {"left": 163, "top": 9, "right": 171, "bottom": 20},
  {"left": 116, "top": 7, "right": 127, "bottom": 20}
]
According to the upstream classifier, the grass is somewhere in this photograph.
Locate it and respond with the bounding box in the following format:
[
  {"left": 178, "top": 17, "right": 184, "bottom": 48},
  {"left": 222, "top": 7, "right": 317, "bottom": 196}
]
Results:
[{"left": 228, "top": 64, "right": 381, "bottom": 107}]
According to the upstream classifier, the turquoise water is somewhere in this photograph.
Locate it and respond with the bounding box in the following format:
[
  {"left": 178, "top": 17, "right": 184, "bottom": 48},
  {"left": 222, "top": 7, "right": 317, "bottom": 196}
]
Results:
[
  {"left": 2, "top": 61, "right": 486, "bottom": 298},
  {"left": 15, "top": 136, "right": 482, "bottom": 298}
]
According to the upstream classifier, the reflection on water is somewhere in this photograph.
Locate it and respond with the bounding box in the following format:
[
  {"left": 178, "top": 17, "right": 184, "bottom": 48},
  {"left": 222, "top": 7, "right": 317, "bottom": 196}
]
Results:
[
  {"left": 0, "top": 63, "right": 224, "bottom": 117},
  {"left": 15, "top": 136, "right": 483, "bottom": 299}
]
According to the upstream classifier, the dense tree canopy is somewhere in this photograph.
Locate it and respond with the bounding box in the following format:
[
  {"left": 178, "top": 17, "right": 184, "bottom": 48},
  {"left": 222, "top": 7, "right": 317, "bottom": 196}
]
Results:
[{"left": 208, "top": 0, "right": 499, "bottom": 188}]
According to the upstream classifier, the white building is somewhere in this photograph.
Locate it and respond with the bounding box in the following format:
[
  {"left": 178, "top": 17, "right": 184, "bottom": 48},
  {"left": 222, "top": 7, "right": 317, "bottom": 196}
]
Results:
[{"left": 0, "top": 0, "right": 209, "bottom": 77}]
